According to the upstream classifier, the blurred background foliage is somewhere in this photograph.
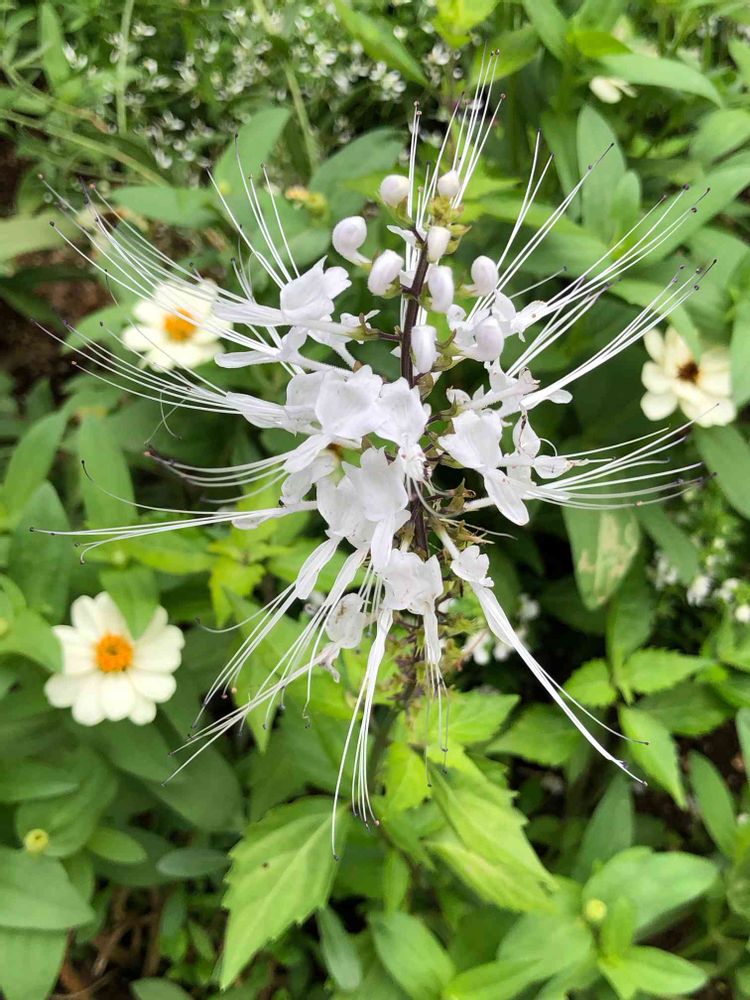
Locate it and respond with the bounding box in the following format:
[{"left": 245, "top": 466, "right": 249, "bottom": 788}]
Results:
[{"left": 1, "top": 0, "right": 750, "bottom": 997}]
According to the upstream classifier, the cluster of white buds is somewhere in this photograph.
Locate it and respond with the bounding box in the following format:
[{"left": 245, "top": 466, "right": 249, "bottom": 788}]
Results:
[{"left": 41, "top": 55, "right": 714, "bottom": 850}]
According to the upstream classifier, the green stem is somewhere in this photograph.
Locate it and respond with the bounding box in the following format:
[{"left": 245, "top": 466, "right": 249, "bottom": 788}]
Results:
[
  {"left": 284, "top": 61, "right": 320, "bottom": 174},
  {"left": 116, "top": 0, "right": 136, "bottom": 134}
]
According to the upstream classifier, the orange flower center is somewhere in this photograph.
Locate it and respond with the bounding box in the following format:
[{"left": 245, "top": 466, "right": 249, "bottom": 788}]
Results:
[
  {"left": 95, "top": 633, "right": 133, "bottom": 673},
  {"left": 163, "top": 310, "right": 197, "bottom": 342}
]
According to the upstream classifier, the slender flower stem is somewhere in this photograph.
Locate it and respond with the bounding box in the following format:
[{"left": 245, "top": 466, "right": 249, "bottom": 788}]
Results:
[{"left": 115, "top": 0, "right": 135, "bottom": 134}]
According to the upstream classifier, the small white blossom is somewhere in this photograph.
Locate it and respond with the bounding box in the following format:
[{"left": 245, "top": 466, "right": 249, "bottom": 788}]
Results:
[
  {"left": 45, "top": 594, "right": 183, "bottom": 726},
  {"left": 426, "top": 225, "right": 451, "bottom": 263},
  {"left": 379, "top": 174, "right": 410, "bottom": 207},
  {"left": 367, "top": 250, "right": 404, "bottom": 295},
  {"left": 332, "top": 215, "right": 369, "bottom": 264},
  {"left": 590, "top": 76, "right": 637, "bottom": 104},
  {"left": 427, "top": 264, "right": 454, "bottom": 313}
]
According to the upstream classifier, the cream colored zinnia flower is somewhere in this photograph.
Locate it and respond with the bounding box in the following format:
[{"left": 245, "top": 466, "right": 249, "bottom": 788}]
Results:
[
  {"left": 640, "top": 326, "right": 736, "bottom": 427},
  {"left": 122, "top": 279, "right": 231, "bottom": 370},
  {"left": 45, "top": 593, "right": 184, "bottom": 726}
]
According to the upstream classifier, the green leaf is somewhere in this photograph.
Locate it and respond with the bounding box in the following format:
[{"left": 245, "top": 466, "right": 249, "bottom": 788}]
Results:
[
  {"left": 112, "top": 186, "right": 216, "bottom": 228},
  {"left": 0, "top": 927, "right": 66, "bottom": 1000},
  {"left": 87, "top": 826, "right": 148, "bottom": 865},
  {"left": 156, "top": 848, "right": 229, "bottom": 879},
  {"left": 132, "top": 980, "right": 193, "bottom": 1000},
  {"left": 731, "top": 299, "right": 750, "bottom": 408},
  {"left": 619, "top": 706, "right": 686, "bottom": 807},
  {"left": 569, "top": 29, "right": 630, "bottom": 57},
  {"left": 640, "top": 682, "right": 730, "bottom": 737},
  {"left": 497, "top": 905, "right": 595, "bottom": 984},
  {"left": 317, "top": 906, "right": 362, "bottom": 992},
  {"left": 222, "top": 797, "right": 348, "bottom": 987},
  {"left": 434, "top": 0, "right": 500, "bottom": 46},
  {"left": 38, "top": 3, "right": 69, "bottom": 88},
  {"left": 690, "top": 752, "right": 736, "bottom": 858},
  {"left": 563, "top": 507, "right": 640, "bottom": 610},
  {"left": 477, "top": 25, "right": 539, "bottom": 81},
  {"left": 599, "top": 946, "right": 706, "bottom": 1000},
  {"left": 443, "top": 958, "right": 541, "bottom": 1000},
  {"left": 213, "top": 107, "right": 290, "bottom": 217},
  {"left": 0, "top": 761, "right": 78, "bottom": 803},
  {"left": 636, "top": 505, "right": 700, "bottom": 586},
  {"left": 577, "top": 105, "right": 626, "bottom": 241},
  {"left": 574, "top": 775, "right": 633, "bottom": 882},
  {"left": 2, "top": 411, "right": 66, "bottom": 517},
  {"left": 599, "top": 896, "right": 636, "bottom": 959},
  {"left": 488, "top": 704, "right": 582, "bottom": 767},
  {"left": 0, "top": 213, "right": 74, "bottom": 264},
  {"left": 597, "top": 54, "right": 722, "bottom": 105},
  {"left": 8, "top": 482, "right": 72, "bottom": 624},
  {"left": 565, "top": 659, "right": 616, "bottom": 708},
  {"left": 310, "top": 128, "right": 403, "bottom": 221},
  {"left": 370, "top": 911, "right": 455, "bottom": 1000},
  {"left": 99, "top": 565, "right": 159, "bottom": 639},
  {"left": 78, "top": 415, "right": 135, "bottom": 527},
  {"left": 399, "top": 690, "right": 519, "bottom": 747},
  {"left": 521, "top": 0, "right": 567, "bottom": 58},
  {"left": 691, "top": 109, "right": 750, "bottom": 165},
  {"left": 619, "top": 648, "right": 712, "bottom": 696},
  {"left": 427, "top": 765, "right": 552, "bottom": 911},
  {"left": 0, "top": 847, "right": 92, "bottom": 930},
  {"left": 15, "top": 749, "right": 117, "bottom": 858},
  {"left": 333, "top": 2, "right": 427, "bottom": 84},
  {"left": 606, "top": 563, "right": 655, "bottom": 673},
  {"left": 738, "top": 710, "right": 750, "bottom": 785},
  {"left": 695, "top": 425, "right": 750, "bottom": 519},
  {"left": 121, "top": 532, "right": 213, "bottom": 575},
  {"left": 583, "top": 846, "right": 717, "bottom": 934},
  {"left": 383, "top": 742, "right": 430, "bottom": 815}
]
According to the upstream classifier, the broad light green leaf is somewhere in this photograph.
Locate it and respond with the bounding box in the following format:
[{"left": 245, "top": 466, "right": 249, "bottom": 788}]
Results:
[
  {"left": 8, "top": 482, "right": 72, "bottom": 624},
  {"left": 577, "top": 105, "right": 626, "bottom": 241},
  {"left": 310, "top": 128, "right": 403, "bottom": 220},
  {"left": 636, "top": 505, "right": 700, "bottom": 586},
  {"left": 156, "top": 848, "right": 229, "bottom": 879},
  {"left": 434, "top": 0, "right": 500, "bottom": 46},
  {"left": 597, "top": 54, "right": 722, "bottom": 105},
  {"left": 222, "top": 797, "right": 348, "bottom": 987},
  {"left": 371, "top": 911, "right": 454, "bottom": 1000},
  {"left": 1, "top": 411, "right": 66, "bottom": 516},
  {"left": 0, "top": 213, "right": 75, "bottom": 263},
  {"left": 213, "top": 107, "right": 290, "bottom": 219},
  {"left": 383, "top": 742, "right": 430, "bottom": 815},
  {"left": 333, "top": 2, "right": 427, "bottom": 84},
  {"left": 606, "top": 562, "right": 655, "bottom": 673},
  {"left": 689, "top": 752, "right": 737, "bottom": 858},
  {"left": 0, "top": 761, "right": 78, "bottom": 803},
  {"left": 477, "top": 25, "right": 539, "bottom": 81},
  {"left": 599, "top": 946, "right": 706, "bottom": 1000},
  {"left": 565, "top": 659, "right": 616, "bottom": 709},
  {"left": 132, "top": 980, "right": 193, "bottom": 1000},
  {"left": 100, "top": 565, "right": 159, "bottom": 639},
  {"left": 563, "top": 507, "right": 640, "bottom": 610},
  {"left": 691, "top": 109, "right": 750, "bottom": 165},
  {"left": 0, "top": 926, "right": 66, "bottom": 1000},
  {"left": 112, "top": 186, "right": 216, "bottom": 228},
  {"left": 619, "top": 648, "right": 712, "bottom": 695},
  {"left": 497, "top": 906, "right": 595, "bottom": 985},
  {"left": 318, "top": 907, "right": 363, "bottom": 993},
  {"left": 569, "top": 29, "right": 630, "bottom": 57},
  {"left": 121, "top": 531, "right": 213, "bottom": 574},
  {"left": 600, "top": 897, "right": 636, "bottom": 959},
  {"left": 15, "top": 748, "right": 118, "bottom": 858},
  {"left": 397, "top": 689, "right": 518, "bottom": 748},
  {"left": 640, "top": 682, "right": 730, "bottom": 737},
  {"left": 488, "top": 704, "right": 582, "bottom": 767},
  {"left": 0, "top": 848, "right": 93, "bottom": 930},
  {"left": 444, "top": 958, "right": 541, "bottom": 1000},
  {"left": 619, "top": 706, "right": 686, "bottom": 807},
  {"left": 87, "top": 826, "right": 148, "bottom": 865},
  {"left": 583, "top": 846, "right": 717, "bottom": 934},
  {"left": 38, "top": 2, "right": 69, "bottom": 88},
  {"left": 78, "top": 415, "right": 135, "bottom": 527},
  {"left": 427, "top": 765, "right": 553, "bottom": 911},
  {"left": 731, "top": 299, "right": 750, "bottom": 408},
  {"left": 521, "top": 0, "right": 567, "bottom": 58},
  {"left": 695, "top": 425, "right": 750, "bottom": 519},
  {"left": 573, "top": 775, "right": 633, "bottom": 882}
]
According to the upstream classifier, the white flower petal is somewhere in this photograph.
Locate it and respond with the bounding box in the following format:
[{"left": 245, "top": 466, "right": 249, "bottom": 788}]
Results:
[
  {"left": 640, "top": 390, "right": 678, "bottom": 421},
  {"left": 129, "top": 693, "right": 157, "bottom": 725},
  {"left": 129, "top": 670, "right": 176, "bottom": 703},
  {"left": 70, "top": 674, "right": 106, "bottom": 727},
  {"left": 45, "top": 673, "right": 83, "bottom": 708},
  {"left": 99, "top": 673, "right": 136, "bottom": 721}
]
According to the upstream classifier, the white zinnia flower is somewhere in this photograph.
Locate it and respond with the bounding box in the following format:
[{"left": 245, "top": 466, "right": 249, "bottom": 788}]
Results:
[
  {"left": 640, "top": 326, "right": 736, "bottom": 427},
  {"left": 122, "top": 279, "right": 230, "bottom": 370},
  {"left": 45, "top": 593, "right": 184, "bottom": 726}
]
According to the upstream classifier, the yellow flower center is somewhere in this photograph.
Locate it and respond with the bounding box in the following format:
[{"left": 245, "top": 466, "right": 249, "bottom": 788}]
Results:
[
  {"left": 163, "top": 310, "right": 198, "bottom": 342},
  {"left": 95, "top": 633, "right": 133, "bottom": 673},
  {"left": 677, "top": 360, "right": 700, "bottom": 384}
]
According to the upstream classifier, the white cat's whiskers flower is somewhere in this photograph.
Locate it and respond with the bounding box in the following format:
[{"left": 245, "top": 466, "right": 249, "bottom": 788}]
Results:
[{"left": 38, "top": 66, "right": 718, "bottom": 845}]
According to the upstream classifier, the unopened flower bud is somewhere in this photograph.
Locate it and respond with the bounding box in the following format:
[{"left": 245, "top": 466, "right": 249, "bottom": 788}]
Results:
[
  {"left": 24, "top": 828, "right": 50, "bottom": 854},
  {"left": 367, "top": 250, "right": 403, "bottom": 296},
  {"left": 332, "top": 215, "right": 368, "bottom": 264},
  {"left": 470, "top": 255, "right": 498, "bottom": 296},
  {"left": 473, "top": 317, "right": 505, "bottom": 362},
  {"left": 437, "top": 169, "right": 461, "bottom": 199},
  {"left": 380, "top": 174, "right": 410, "bottom": 208},
  {"left": 427, "top": 265, "right": 454, "bottom": 314},
  {"left": 426, "top": 225, "right": 451, "bottom": 263},
  {"left": 412, "top": 323, "right": 437, "bottom": 375}
]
